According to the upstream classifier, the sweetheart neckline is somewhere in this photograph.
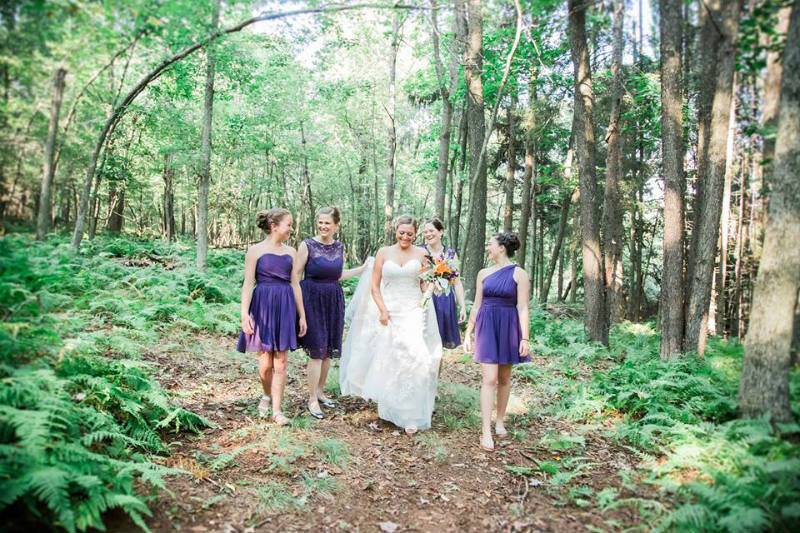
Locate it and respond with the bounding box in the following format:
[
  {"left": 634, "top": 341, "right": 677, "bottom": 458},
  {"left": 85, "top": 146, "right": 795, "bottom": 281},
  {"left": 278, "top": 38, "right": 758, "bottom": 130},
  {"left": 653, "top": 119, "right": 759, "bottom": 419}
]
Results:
[{"left": 383, "top": 258, "right": 422, "bottom": 269}]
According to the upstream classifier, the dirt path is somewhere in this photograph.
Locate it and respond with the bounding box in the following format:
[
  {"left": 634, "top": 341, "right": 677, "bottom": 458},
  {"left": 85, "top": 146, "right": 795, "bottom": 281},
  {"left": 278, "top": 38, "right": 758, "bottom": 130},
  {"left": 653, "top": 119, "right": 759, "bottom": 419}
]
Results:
[{"left": 126, "top": 333, "right": 653, "bottom": 532}]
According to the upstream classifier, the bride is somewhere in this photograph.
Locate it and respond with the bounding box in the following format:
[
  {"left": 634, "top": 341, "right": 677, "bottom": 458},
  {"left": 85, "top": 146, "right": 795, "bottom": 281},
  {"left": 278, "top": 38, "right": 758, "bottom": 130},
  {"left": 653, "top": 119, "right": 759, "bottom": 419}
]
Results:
[{"left": 339, "top": 215, "right": 443, "bottom": 434}]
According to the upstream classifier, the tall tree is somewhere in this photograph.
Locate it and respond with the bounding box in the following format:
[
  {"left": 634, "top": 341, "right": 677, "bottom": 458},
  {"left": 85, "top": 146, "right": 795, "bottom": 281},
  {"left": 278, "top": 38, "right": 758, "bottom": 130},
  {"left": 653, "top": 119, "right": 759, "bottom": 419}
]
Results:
[
  {"left": 461, "top": 0, "right": 487, "bottom": 295},
  {"left": 35, "top": 67, "right": 67, "bottom": 240},
  {"left": 163, "top": 153, "right": 176, "bottom": 242},
  {"left": 384, "top": 11, "right": 401, "bottom": 244},
  {"left": 659, "top": 0, "right": 685, "bottom": 359},
  {"left": 684, "top": 0, "right": 743, "bottom": 355},
  {"left": 196, "top": 0, "right": 220, "bottom": 270},
  {"left": 568, "top": 0, "right": 608, "bottom": 345},
  {"left": 430, "top": 0, "right": 459, "bottom": 220},
  {"left": 503, "top": 93, "right": 516, "bottom": 231},
  {"left": 518, "top": 68, "right": 539, "bottom": 268},
  {"left": 604, "top": 0, "right": 625, "bottom": 322},
  {"left": 739, "top": 0, "right": 800, "bottom": 422},
  {"left": 761, "top": 5, "right": 792, "bottom": 176}
]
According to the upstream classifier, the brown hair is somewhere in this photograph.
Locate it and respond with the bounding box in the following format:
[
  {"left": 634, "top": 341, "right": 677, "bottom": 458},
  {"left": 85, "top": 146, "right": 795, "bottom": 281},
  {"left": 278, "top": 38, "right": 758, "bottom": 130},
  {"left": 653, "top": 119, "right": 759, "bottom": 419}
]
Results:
[
  {"left": 316, "top": 206, "right": 341, "bottom": 225},
  {"left": 393, "top": 214, "right": 418, "bottom": 232},
  {"left": 256, "top": 208, "right": 291, "bottom": 234},
  {"left": 424, "top": 217, "right": 445, "bottom": 232},
  {"left": 493, "top": 231, "right": 521, "bottom": 257}
]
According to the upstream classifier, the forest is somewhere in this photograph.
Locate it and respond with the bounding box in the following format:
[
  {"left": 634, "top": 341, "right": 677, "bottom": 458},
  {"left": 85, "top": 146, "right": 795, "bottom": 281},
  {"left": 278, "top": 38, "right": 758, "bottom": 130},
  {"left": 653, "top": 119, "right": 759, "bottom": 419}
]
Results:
[{"left": 1, "top": 0, "right": 799, "bottom": 531}]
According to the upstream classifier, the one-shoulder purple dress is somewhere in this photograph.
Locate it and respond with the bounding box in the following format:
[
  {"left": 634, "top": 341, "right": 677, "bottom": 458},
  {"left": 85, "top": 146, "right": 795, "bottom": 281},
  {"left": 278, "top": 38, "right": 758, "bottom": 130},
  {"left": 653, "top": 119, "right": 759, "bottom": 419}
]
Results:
[
  {"left": 237, "top": 253, "right": 298, "bottom": 353},
  {"left": 427, "top": 246, "right": 461, "bottom": 348},
  {"left": 299, "top": 238, "right": 345, "bottom": 359},
  {"left": 474, "top": 264, "right": 529, "bottom": 365}
]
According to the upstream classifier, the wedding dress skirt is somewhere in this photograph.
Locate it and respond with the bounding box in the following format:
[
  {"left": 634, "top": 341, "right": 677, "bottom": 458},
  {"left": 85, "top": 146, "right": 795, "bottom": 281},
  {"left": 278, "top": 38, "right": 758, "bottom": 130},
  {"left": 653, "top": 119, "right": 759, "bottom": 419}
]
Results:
[{"left": 340, "top": 257, "right": 443, "bottom": 430}]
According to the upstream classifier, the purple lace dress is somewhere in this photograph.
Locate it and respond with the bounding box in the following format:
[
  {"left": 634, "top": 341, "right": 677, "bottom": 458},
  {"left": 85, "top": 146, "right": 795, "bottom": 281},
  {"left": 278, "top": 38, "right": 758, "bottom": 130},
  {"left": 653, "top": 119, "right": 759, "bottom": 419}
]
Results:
[
  {"left": 237, "top": 253, "right": 298, "bottom": 353},
  {"left": 474, "top": 264, "right": 529, "bottom": 365},
  {"left": 426, "top": 246, "right": 461, "bottom": 348},
  {"left": 299, "top": 238, "right": 345, "bottom": 359}
]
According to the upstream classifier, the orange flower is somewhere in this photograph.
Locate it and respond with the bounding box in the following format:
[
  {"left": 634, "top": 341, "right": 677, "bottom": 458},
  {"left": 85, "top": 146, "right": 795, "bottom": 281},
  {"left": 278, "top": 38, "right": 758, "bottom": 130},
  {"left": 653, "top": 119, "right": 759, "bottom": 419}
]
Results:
[{"left": 434, "top": 260, "right": 451, "bottom": 275}]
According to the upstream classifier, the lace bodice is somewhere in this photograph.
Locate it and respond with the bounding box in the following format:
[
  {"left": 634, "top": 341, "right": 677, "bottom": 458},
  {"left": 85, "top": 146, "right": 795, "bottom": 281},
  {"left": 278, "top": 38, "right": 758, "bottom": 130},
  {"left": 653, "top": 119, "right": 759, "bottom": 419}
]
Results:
[
  {"left": 304, "top": 238, "right": 343, "bottom": 281},
  {"left": 381, "top": 259, "right": 423, "bottom": 312}
]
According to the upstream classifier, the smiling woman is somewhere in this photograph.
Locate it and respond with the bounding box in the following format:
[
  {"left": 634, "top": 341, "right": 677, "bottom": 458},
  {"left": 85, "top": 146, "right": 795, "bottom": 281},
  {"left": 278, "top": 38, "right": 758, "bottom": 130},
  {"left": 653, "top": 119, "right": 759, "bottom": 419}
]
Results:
[{"left": 339, "top": 214, "right": 443, "bottom": 434}]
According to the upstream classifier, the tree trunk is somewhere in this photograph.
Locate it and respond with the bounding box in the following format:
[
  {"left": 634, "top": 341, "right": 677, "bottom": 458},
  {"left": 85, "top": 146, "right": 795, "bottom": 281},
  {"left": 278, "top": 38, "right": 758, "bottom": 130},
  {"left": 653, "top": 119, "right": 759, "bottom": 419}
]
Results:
[
  {"left": 568, "top": 0, "right": 608, "bottom": 345},
  {"left": 716, "top": 87, "right": 737, "bottom": 337},
  {"left": 298, "top": 121, "right": 314, "bottom": 240},
  {"left": 761, "top": 5, "right": 792, "bottom": 176},
  {"left": 686, "top": 1, "right": 719, "bottom": 285},
  {"left": 452, "top": 100, "right": 468, "bottom": 249},
  {"left": 430, "top": 0, "right": 460, "bottom": 220},
  {"left": 604, "top": 0, "right": 625, "bottom": 323},
  {"left": 659, "top": 0, "right": 685, "bottom": 359},
  {"left": 684, "top": 0, "right": 743, "bottom": 355},
  {"left": 197, "top": 0, "right": 220, "bottom": 270},
  {"left": 569, "top": 206, "right": 579, "bottom": 305},
  {"left": 36, "top": 67, "right": 67, "bottom": 240},
  {"left": 518, "top": 70, "right": 541, "bottom": 267},
  {"left": 738, "top": 0, "right": 800, "bottom": 423},
  {"left": 503, "top": 93, "right": 516, "bottom": 231},
  {"left": 541, "top": 189, "right": 574, "bottom": 303},
  {"left": 163, "top": 153, "right": 176, "bottom": 241},
  {"left": 461, "top": 0, "right": 487, "bottom": 297},
  {"left": 384, "top": 11, "right": 401, "bottom": 244}
]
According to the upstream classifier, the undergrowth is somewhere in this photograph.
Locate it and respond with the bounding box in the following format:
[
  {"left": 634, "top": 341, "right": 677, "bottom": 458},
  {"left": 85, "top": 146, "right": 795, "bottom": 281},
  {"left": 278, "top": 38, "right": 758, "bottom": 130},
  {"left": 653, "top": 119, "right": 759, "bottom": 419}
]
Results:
[
  {"left": 0, "top": 234, "right": 226, "bottom": 531},
  {"left": 524, "top": 307, "right": 800, "bottom": 532}
]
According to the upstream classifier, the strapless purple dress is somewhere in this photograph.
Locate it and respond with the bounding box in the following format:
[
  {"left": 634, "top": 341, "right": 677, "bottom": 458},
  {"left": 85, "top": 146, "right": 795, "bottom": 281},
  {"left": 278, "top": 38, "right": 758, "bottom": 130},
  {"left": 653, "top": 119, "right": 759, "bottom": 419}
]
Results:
[{"left": 237, "top": 253, "right": 298, "bottom": 353}]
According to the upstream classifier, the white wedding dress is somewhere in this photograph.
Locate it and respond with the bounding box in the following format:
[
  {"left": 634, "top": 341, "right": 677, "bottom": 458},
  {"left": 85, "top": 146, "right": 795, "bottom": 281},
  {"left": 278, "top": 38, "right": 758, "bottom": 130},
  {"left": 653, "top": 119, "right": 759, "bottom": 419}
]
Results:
[{"left": 339, "top": 257, "right": 443, "bottom": 430}]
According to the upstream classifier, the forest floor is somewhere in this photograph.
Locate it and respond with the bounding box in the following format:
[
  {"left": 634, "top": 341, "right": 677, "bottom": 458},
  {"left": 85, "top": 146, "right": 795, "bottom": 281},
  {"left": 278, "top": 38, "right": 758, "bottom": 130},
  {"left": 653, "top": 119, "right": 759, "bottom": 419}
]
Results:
[{"left": 116, "top": 333, "right": 658, "bottom": 533}]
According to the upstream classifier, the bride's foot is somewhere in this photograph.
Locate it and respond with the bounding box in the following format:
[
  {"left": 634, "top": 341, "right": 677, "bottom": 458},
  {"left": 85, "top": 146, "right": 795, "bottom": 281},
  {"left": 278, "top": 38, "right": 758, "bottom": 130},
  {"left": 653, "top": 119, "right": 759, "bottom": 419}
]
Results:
[
  {"left": 307, "top": 400, "right": 324, "bottom": 419},
  {"left": 404, "top": 425, "right": 418, "bottom": 435},
  {"left": 479, "top": 434, "right": 494, "bottom": 452},
  {"left": 495, "top": 422, "right": 508, "bottom": 438}
]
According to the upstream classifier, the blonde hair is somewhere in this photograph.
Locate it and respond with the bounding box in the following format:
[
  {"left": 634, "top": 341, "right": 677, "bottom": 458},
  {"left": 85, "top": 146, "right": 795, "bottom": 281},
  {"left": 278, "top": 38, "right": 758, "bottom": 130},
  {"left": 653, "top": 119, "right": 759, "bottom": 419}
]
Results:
[
  {"left": 393, "top": 214, "right": 418, "bottom": 232},
  {"left": 316, "top": 206, "right": 341, "bottom": 225}
]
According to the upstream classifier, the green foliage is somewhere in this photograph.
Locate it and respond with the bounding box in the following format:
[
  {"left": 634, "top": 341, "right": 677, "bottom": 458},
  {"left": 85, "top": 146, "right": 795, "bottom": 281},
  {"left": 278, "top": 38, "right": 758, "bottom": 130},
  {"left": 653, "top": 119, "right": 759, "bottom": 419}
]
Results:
[
  {"left": 434, "top": 381, "right": 480, "bottom": 430},
  {"left": 529, "top": 313, "right": 800, "bottom": 532},
  {"left": 313, "top": 438, "right": 349, "bottom": 468},
  {"left": 0, "top": 234, "right": 213, "bottom": 531}
]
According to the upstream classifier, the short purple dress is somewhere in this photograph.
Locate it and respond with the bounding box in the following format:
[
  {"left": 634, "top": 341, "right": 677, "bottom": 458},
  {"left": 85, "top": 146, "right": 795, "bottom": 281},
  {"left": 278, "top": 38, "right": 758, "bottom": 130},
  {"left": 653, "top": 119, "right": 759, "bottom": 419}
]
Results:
[
  {"left": 237, "top": 253, "right": 298, "bottom": 353},
  {"left": 474, "top": 264, "right": 529, "bottom": 365},
  {"left": 426, "top": 246, "right": 461, "bottom": 349},
  {"left": 299, "top": 238, "right": 345, "bottom": 359}
]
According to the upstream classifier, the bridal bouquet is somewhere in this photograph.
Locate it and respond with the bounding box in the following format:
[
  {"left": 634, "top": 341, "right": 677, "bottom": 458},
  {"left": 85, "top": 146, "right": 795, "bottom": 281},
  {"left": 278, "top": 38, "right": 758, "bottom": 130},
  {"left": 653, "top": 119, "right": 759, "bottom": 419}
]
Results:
[{"left": 418, "top": 256, "right": 460, "bottom": 307}]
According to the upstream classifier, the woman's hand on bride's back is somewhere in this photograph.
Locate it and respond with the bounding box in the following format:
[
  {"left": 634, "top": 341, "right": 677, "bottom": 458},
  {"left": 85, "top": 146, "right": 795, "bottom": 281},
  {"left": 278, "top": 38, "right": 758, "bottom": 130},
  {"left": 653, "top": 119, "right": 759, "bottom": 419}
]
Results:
[{"left": 379, "top": 309, "right": 391, "bottom": 325}]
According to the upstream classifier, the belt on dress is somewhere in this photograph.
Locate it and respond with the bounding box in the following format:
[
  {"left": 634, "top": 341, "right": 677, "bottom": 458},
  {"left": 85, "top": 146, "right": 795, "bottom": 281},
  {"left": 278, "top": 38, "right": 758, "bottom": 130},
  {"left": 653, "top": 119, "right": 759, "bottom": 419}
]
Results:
[
  {"left": 482, "top": 297, "right": 516, "bottom": 308},
  {"left": 256, "top": 279, "right": 291, "bottom": 286}
]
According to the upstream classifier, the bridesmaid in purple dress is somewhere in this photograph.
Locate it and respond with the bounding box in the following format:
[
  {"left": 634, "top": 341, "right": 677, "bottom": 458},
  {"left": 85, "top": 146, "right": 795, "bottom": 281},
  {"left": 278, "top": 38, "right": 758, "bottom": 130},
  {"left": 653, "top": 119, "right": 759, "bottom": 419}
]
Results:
[
  {"left": 463, "top": 232, "right": 531, "bottom": 452},
  {"left": 422, "top": 218, "right": 466, "bottom": 349},
  {"left": 238, "top": 208, "right": 307, "bottom": 426},
  {"left": 293, "top": 207, "right": 365, "bottom": 419}
]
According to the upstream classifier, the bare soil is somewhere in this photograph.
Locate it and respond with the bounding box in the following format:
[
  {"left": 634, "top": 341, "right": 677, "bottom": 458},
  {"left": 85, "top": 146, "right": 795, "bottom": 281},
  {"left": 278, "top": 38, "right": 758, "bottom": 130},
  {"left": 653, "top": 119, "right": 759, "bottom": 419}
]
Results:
[{"left": 118, "top": 334, "right": 657, "bottom": 533}]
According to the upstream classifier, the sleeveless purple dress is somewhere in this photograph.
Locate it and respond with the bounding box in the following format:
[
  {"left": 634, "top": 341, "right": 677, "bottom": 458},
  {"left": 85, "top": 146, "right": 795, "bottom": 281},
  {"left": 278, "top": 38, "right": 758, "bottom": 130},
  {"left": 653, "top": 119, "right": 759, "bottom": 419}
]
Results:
[
  {"left": 426, "top": 246, "right": 461, "bottom": 348},
  {"left": 237, "top": 253, "right": 298, "bottom": 353},
  {"left": 299, "top": 239, "right": 345, "bottom": 359},
  {"left": 474, "top": 264, "right": 529, "bottom": 365}
]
